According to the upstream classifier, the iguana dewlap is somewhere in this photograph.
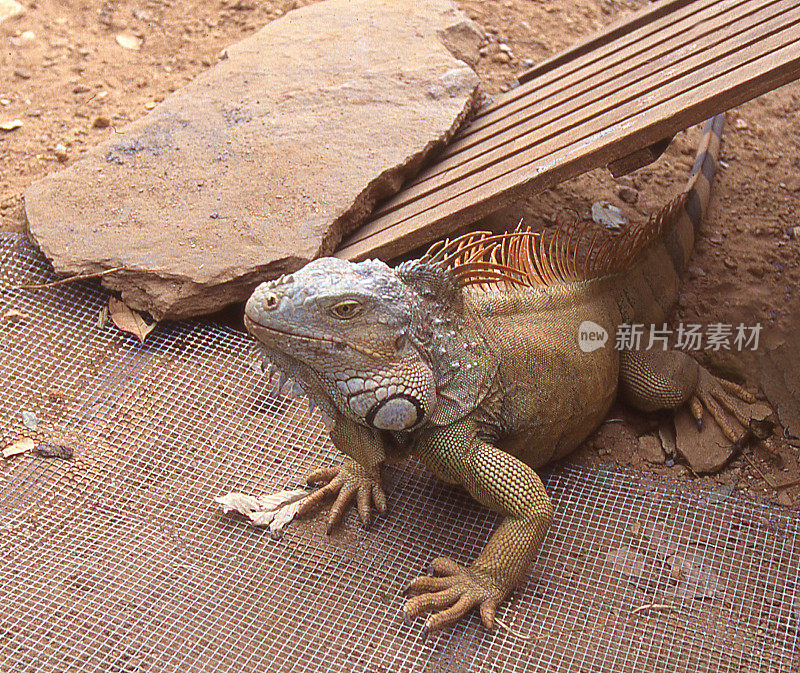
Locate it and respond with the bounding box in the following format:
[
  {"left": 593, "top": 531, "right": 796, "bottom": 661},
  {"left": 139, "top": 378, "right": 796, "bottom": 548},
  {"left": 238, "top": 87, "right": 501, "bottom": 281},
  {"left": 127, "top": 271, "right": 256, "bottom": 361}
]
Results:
[{"left": 244, "top": 114, "right": 756, "bottom": 636}]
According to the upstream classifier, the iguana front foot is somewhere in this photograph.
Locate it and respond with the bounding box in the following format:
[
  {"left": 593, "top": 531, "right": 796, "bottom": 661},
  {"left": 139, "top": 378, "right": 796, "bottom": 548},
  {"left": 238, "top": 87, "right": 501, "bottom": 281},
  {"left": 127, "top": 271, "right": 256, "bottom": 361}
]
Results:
[
  {"left": 403, "top": 557, "right": 504, "bottom": 637},
  {"left": 689, "top": 367, "right": 757, "bottom": 443},
  {"left": 298, "top": 458, "right": 387, "bottom": 532}
]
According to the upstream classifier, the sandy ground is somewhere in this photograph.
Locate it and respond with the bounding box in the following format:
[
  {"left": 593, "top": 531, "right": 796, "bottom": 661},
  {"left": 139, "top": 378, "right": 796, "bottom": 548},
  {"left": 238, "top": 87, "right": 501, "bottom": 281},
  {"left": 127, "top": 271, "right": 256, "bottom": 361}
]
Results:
[{"left": 1, "top": 0, "right": 798, "bottom": 507}]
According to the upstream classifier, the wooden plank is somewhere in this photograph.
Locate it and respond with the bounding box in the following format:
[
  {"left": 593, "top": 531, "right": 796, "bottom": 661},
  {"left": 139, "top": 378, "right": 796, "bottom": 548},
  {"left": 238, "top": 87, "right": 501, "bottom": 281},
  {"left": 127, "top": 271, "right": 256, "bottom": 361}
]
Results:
[
  {"left": 476, "top": 0, "right": 733, "bottom": 122},
  {"left": 336, "top": 37, "right": 800, "bottom": 260},
  {"left": 344, "top": 28, "right": 800, "bottom": 250},
  {"left": 471, "top": 0, "right": 739, "bottom": 125},
  {"left": 385, "top": 0, "right": 786, "bottom": 206},
  {"left": 607, "top": 136, "right": 674, "bottom": 177},
  {"left": 443, "top": 0, "right": 770, "bottom": 155},
  {"left": 512, "top": 0, "right": 697, "bottom": 86},
  {"left": 365, "top": 3, "right": 799, "bottom": 222}
]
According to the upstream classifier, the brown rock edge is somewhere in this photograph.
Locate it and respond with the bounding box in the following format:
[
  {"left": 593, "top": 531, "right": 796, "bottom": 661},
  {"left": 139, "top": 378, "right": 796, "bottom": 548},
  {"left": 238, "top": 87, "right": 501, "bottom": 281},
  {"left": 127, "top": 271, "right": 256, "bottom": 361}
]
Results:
[{"left": 25, "top": 0, "right": 481, "bottom": 319}]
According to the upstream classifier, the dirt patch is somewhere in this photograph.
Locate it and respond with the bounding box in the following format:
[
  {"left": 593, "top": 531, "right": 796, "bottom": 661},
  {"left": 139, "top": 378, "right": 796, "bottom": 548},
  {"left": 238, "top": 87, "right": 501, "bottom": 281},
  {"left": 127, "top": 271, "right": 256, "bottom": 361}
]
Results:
[{"left": 1, "top": 0, "right": 798, "bottom": 505}]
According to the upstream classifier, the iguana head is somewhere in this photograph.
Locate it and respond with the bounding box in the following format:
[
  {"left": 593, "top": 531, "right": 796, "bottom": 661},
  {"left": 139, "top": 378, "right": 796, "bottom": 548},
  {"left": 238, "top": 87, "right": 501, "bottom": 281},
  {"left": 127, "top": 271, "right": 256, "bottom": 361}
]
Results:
[{"left": 244, "top": 257, "right": 497, "bottom": 432}]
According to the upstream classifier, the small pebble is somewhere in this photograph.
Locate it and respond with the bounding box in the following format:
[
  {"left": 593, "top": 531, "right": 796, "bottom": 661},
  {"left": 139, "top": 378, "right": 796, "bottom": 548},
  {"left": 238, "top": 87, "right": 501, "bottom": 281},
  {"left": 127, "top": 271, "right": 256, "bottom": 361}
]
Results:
[
  {"left": 10, "top": 30, "right": 36, "bottom": 48},
  {"left": 617, "top": 185, "right": 639, "bottom": 204},
  {"left": 22, "top": 410, "right": 38, "bottom": 430},
  {"left": 0, "top": 119, "right": 23, "bottom": 131},
  {"left": 0, "top": 0, "right": 25, "bottom": 21},
  {"left": 784, "top": 176, "right": 800, "bottom": 192},
  {"left": 53, "top": 143, "right": 68, "bottom": 162},
  {"left": 723, "top": 258, "right": 738, "bottom": 270},
  {"left": 492, "top": 51, "right": 511, "bottom": 64},
  {"left": 72, "top": 84, "right": 91, "bottom": 94},
  {"left": 32, "top": 442, "right": 73, "bottom": 459},
  {"left": 92, "top": 116, "right": 111, "bottom": 128},
  {"left": 115, "top": 33, "right": 143, "bottom": 50},
  {"left": 791, "top": 226, "right": 800, "bottom": 240},
  {"left": 13, "top": 68, "right": 31, "bottom": 79},
  {"left": 747, "top": 265, "right": 765, "bottom": 278},
  {"left": 591, "top": 201, "right": 628, "bottom": 230}
]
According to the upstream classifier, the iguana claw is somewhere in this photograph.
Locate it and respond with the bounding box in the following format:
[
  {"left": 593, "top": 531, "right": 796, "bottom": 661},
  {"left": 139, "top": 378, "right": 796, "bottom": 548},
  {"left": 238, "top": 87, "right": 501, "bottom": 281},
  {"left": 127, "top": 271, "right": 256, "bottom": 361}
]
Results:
[
  {"left": 690, "top": 368, "right": 758, "bottom": 444},
  {"left": 298, "top": 458, "right": 387, "bottom": 531},
  {"left": 403, "top": 557, "right": 503, "bottom": 636}
]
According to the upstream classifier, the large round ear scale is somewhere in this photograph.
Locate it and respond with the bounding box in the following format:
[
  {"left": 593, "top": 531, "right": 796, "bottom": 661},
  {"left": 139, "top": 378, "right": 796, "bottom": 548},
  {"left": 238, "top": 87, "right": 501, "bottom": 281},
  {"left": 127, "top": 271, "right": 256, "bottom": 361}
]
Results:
[{"left": 366, "top": 393, "right": 425, "bottom": 432}]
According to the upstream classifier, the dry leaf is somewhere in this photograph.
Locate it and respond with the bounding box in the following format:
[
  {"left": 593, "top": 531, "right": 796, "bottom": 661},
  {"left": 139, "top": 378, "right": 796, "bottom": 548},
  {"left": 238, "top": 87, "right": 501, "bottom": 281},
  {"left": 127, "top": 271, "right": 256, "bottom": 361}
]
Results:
[
  {"left": 215, "top": 492, "right": 263, "bottom": 517},
  {"left": 215, "top": 488, "right": 308, "bottom": 533},
  {"left": 0, "top": 119, "right": 23, "bottom": 131},
  {"left": 108, "top": 297, "right": 156, "bottom": 342},
  {"left": 2, "top": 309, "right": 30, "bottom": 320},
  {"left": 657, "top": 420, "right": 677, "bottom": 457},
  {"left": 257, "top": 488, "right": 308, "bottom": 512},
  {"left": 97, "top": 305, "right": 109, "bottom": 329},
  {"left": 269, "top": 498, "right": 305, "bottom": 537},
  {"left": 3, "top": 437, "right": 34, "bottom": 459},
  {"left": 115, "top": 33, "right": 142, "bottom": 50}
]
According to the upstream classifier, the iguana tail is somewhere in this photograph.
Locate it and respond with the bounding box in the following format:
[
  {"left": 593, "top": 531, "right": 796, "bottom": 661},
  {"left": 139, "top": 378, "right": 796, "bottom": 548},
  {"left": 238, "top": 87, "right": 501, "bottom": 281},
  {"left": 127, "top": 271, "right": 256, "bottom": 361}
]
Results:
[
  {"left": 613, "top": 114, "right": 725, "bottom": 325},
  {"left": 420, "top": 115, "right": 725, "bottom": 312}
]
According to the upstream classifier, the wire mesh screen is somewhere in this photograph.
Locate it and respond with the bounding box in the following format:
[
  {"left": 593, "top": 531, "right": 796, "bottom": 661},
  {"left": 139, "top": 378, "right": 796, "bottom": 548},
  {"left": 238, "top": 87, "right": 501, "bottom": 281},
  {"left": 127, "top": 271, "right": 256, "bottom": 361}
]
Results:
[{"left": 0, "top": 232, "right": 798, "bottom": 673}]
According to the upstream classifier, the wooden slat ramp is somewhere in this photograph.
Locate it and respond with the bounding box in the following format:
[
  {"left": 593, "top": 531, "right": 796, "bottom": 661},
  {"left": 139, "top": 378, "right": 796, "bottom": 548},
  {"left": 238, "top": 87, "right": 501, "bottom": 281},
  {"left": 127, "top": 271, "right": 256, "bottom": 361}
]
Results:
[{"left": 336, "top": 0, "right": 800, "bottom": 261}]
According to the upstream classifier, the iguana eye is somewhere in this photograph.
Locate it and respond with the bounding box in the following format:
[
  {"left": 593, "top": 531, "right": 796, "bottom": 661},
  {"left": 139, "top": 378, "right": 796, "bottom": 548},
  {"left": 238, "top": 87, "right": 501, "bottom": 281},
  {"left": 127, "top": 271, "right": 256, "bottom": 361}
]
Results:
[{"left": 330, "top": 300, "right": 362, "bottom": 320}]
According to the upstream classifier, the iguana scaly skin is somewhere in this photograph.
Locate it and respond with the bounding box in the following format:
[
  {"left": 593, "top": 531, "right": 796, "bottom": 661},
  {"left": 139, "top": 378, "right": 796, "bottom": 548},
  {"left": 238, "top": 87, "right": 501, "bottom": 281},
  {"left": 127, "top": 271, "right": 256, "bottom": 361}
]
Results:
[{"left": 244, "top": 114, "right": 756, "bottom": 635}]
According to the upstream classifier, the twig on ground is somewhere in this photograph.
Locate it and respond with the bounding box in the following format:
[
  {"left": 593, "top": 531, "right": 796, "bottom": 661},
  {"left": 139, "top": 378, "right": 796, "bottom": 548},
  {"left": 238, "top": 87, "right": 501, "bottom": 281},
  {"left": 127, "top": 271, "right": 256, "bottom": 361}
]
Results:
[
  {"left": 630, "top": 603, "right": 682, "bottom": 616},
  {"left": 744, "top": 453, "right": 800, "bottom": 491},
  {"left": 744, "top": 453, "right": 779, "bottom": 490},
  {"left": 495, "top": 616, "right": 542, "bottom": 641},
  {"left": 17, "top": 267, "right": 122, "bottom": 290}
]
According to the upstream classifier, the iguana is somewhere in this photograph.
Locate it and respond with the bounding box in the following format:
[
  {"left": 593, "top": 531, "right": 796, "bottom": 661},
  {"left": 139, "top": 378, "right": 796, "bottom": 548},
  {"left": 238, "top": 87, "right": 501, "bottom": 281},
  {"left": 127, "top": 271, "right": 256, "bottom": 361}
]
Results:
[{"left": 244, "top": 114, "right": 758, "bottom": 636}]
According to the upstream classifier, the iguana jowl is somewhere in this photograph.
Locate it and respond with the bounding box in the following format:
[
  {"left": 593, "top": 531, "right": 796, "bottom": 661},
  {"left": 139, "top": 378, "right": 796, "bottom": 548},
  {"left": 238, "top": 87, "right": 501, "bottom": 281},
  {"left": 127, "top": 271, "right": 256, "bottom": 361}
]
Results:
[{"left": 244, "top": 114, "right": 756, "bottom": 635}]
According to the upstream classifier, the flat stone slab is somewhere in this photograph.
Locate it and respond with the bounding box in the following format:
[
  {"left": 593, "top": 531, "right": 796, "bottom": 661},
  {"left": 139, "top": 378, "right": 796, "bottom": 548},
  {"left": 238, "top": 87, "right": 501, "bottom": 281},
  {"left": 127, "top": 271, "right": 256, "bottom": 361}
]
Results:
[
  {"left": 674, "top": 401, "right": 772, "bottom": 474},
  {"left": 25, "top": 0, "right": 480, "bottom": 320}
]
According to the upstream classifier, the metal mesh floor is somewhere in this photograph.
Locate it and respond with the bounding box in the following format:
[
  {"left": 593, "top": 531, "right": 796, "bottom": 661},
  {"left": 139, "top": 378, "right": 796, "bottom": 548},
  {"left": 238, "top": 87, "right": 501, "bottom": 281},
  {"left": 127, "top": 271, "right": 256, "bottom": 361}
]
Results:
[{"left": 0, "top": 233, "right": 798, "bottom": 673}]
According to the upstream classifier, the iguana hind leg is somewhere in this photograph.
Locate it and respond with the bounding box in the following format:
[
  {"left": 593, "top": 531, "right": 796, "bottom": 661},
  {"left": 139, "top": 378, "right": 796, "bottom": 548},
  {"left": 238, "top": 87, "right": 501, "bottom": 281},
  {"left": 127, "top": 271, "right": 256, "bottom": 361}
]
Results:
[
  {"left": 405, "top": 420, "right": 553, "bottom": 635},
  {"left": 620, "top": 348, "right": 757, "bottom": 442}
]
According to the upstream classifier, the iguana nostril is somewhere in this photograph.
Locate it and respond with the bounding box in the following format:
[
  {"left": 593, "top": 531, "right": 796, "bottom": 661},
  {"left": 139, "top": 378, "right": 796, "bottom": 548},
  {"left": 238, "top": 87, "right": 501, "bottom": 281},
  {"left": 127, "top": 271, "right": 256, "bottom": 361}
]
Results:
[{"left": 264, "top": 292, "right": 279, "bottom": 310}]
